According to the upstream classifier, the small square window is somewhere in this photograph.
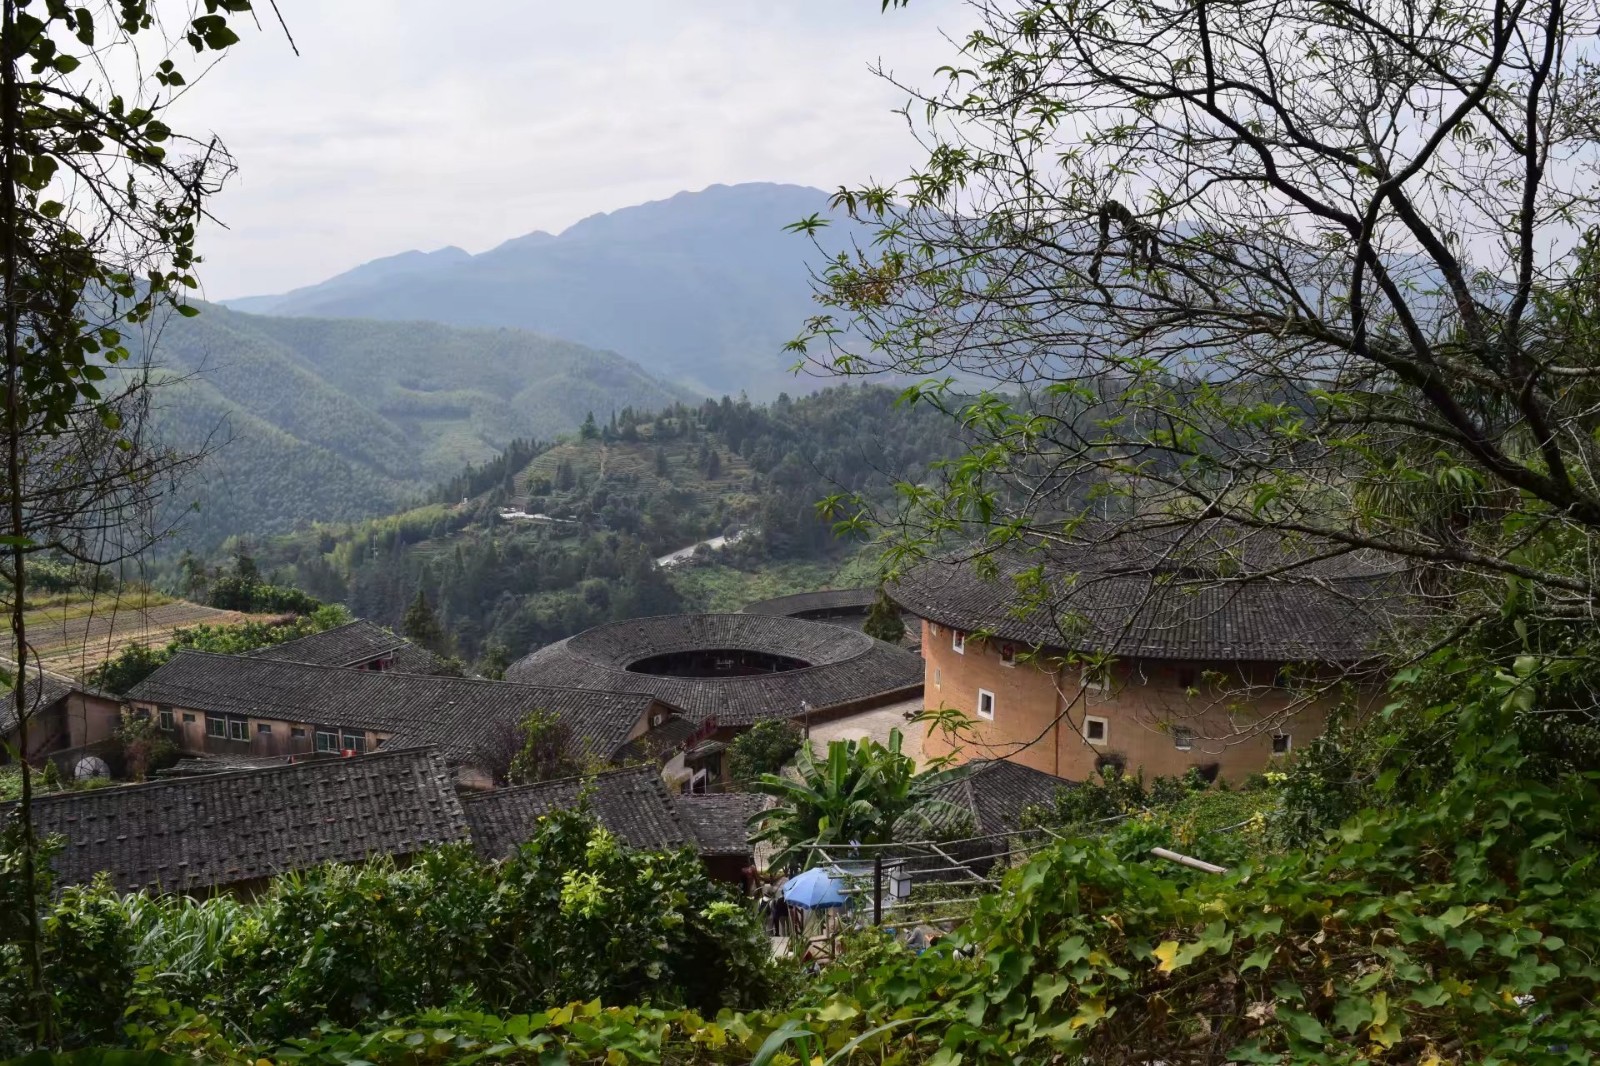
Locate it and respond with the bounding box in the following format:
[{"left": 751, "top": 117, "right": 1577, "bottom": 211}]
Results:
[
  {"left": 205, "top": 715, "right": 226, "bottom": 739},
  {"left": 291, "top": 727, "right": 306, "bottom": 738},
  {"left": 228, "top": 718, "right": 248, "bottom": 742},
  {"left": 1173, "top": 725, "right": 1194, "bottom": 751},
  {"left": 157, "top": 707, "right": 174, "bottom": 731},
  {"left": 999, "top": 643, "right": 1016, "bottom": 667},
  {"left": 182, "top": 712, "right": 195, "bottom": 723},
  {"left": 1084, "top": 716, "right": 1109, "bottom": 745},
  {"left": 315, "top": 730, "right": 338, "bottom": 753},
  {"left": 976, "top": 688, "right": 996, "bottom": 721},
  {"left": 257, "top": 722, "right": 272, "bottom": 735},
  {"left": 1271, "top": 733, "right": 1291, "bottom": 757},
  {"left": 1176, "top": 668, "right": 1197, "bottom": 690},
  {"left": 951, "top": 630, "right": 965, "bottom": 654}
]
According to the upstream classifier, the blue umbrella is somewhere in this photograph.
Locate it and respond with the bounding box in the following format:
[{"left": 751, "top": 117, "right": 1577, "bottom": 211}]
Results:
[{"left": 781, "top": 866, "right": 848, "bottom": 909}]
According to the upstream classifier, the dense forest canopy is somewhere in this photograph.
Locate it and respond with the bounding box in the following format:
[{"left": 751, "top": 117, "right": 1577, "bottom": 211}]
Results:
[
  {"left": 182, "top": 385, "right": 966, "bottom": 664},
  {"left": 140, "top": 303, "right": 695, "bottom": 549}
]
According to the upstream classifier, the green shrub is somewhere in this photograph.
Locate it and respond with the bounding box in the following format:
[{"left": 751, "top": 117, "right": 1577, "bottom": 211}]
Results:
[
  {"left": 0, "top": 807, "right": 778, "bottom": 1050},
  {"left": 726, "top": 719, "right": 801, "bottom": 786}
]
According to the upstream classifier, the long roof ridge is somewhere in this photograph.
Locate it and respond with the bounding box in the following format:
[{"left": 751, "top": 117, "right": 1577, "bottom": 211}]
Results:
[
  {"left": 2, "top": 744, "right": 446, "bottom": 811},
  {"left": 163, "top": 648, "right": 659, "bottom": 701}
]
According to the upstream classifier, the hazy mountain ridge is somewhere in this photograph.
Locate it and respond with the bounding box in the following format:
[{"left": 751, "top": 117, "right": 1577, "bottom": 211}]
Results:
[
  {"left": 147, "top": 303, "right": 698, "bottom": 548},
  {"left": 223, "top": 183, "right": 862, "bottom": 398}
]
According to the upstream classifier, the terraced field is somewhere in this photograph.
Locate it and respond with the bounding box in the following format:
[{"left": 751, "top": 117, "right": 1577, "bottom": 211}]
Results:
[
  {"left": 0, "top": 592, "right": 269, "bottom": 681},
  {"left": 513, "top": 437, "right": 757, "bottom": 513}
]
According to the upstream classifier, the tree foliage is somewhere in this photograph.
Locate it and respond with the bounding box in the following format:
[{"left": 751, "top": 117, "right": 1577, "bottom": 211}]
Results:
[
  {"left": 793, "top": 0, "right": 1600, "bottom": 635},
  {"left": 726, "top": 718, "right": 802, "bottom": 787},
  {"left": 861, "top": 586, "right": 905, "bottom": 644},
  {"left": 0, "top": 808, "right": 779, "bottom": 1055},
  {"left": 87, "top": 604, "right": 351, "bottom": 695},
  {"left": 750, "top": 728, "right": 965, "bottom": 868}
]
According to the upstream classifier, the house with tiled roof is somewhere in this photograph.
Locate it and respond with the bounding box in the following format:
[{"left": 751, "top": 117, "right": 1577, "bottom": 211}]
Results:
[
  {"left": 462, "top": 765, "right": 762, "bottom": 881},
  {"left": 1, "top": 660, "right": 123, "bottom": 766},
  {"left": 506, "top": 613, "right": 923, "bottom": 786},
  {"left": 3, "top": 746, "right": 469, "bottom": 896},
  {"left": 248, "top": 618, "right": 436, "bottom": 673},
  {"left": 125, "top": 651, "right": 685, "bottom": 787},
  {"left": 892, "top": 522, "right": 1404, "bottom": 783}
]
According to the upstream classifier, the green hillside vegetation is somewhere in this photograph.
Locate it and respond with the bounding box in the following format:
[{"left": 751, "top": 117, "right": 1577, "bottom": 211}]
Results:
[
  {"left": 216, "top": 386, "right": 964, "bottom": 665},
  {"left": 142, "top": 303, "right": 696, "bottom": 547}
]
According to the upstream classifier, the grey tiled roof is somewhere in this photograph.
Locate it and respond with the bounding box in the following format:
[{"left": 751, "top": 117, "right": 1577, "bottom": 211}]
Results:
[
  {"left": 892, "top": 524, "right": 1404, "bottom": 663},
  {"left": 675, "top": 792, "right": 762, "bottom": 856},
  {"left": 462, "top": 764, "right": 692, "bottom": 858},
  {"left": 613, "top": 715, "right": 699, "bottom": 763},
  {"left": 127, "top": 651, "right": 653, "bottom": 766},
  {"left": 0, "top": 668, "right": 72, "bottom": 734},
  {"left": 1, "top": 747, "right": 469, "bottom": 894},
  {"left": 249, "top": 619, "right": 435, "bottom": 672},
  {"left": 742, "top": 588, "right": 875, "bottom": 617},
  {"left": 936, "top": 759, "right": 1072, "bottom": 836},
  {"left": 506, "top": 614, "right": 924, "bottom": 728}
]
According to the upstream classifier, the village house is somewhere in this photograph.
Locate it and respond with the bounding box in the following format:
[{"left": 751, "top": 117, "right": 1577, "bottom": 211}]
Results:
[
  {"left": 462, "top": 763, "right": 762, "bottom": 881},
  {"left": 891, "top": 524, "right": 1402, "bottom": 784},
  {"left": 7, "top": 753, "right": 764, "bottom": 896},
  {"left": 505, "top": 613, "right": 924, "bottom": 788},
  {"left": 125, "top": 650, "right": 687, "bottom": 788},
  {"left": 0, "top": 663, "right": 123, "bottom": 765},
  {"left": 6, "top": 746, "right": 469, "bottom": 896}
]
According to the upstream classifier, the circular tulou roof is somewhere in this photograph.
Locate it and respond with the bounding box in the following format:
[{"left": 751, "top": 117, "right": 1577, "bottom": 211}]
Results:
[
  {"left": 741, "top": 588, "right": 877, "bottom": 618},
  {"left": 506, "top": 613, "right": 924, "bottom": 728},
  {"left": 891, "top": 524, "right": 1407, "bottom": 664}
]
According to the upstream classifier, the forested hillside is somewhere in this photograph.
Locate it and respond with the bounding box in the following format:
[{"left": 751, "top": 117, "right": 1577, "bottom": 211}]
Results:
[
  {"left": 225, "top": 386, "right": 963, "bottom": 664},
  {"left": 143, "top": 302, "right": 696, "bottom": 547},
  {"left": 222, "top": 183, "right": 863, "bottom": 398}
]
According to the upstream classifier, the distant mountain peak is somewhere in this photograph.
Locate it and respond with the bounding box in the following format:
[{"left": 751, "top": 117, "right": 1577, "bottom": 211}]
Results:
[{"left": 221, "top": 181, "right": 849, "bottom": 397}]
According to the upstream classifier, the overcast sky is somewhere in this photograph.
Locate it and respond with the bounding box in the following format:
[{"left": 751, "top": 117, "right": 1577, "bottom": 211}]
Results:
[{"left": 168, "top": 1, "right": 965, "bottom": 300}]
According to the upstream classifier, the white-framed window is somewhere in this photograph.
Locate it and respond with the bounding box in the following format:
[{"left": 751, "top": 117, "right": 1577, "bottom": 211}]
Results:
[
  {"left": 182, "top": 712, "right": 195, "bottom": 724},
  {"left": 342, "top": 733, "right": 367, "bottom": 754},
  {"left": 315, "top": 730, "right": 339, "bottom": 753},
  {"left": 999, "top": 643, "right": 1017, "bottom": 667},
  {"left": 952, "top": 630, "right": 966, "bottom": 654},
  {"left": 976, "top": 688, "right": 996, "bottom": 720},
  {"left": 1173, "top": 725, "right": 1194, "bottom": 751},
  {"left": 1271, "top": 732, "right": 1291, "bottom": 757},
  {"left": 1084, "top": 716, "right": 1109, "bottom": 746},
  {"left": 205, "top": 715, "right": 226, "bottom": 739},
  {"left": 157, "top": 707, "right": 174, "bottom": 731},
  {"left": 227, "top": 718, "right": 248, "bottom": 742}
]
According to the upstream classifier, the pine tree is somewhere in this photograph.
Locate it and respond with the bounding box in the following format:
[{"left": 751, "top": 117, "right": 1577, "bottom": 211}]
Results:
[
  {"left": 580, "top": 412, "right": 600, "bottom": 440},
  {"left": 863, "top": 586, "right": 907, "bottom": 644},
  {"left": 402, "top": 589, "right": 446, "bottom": 652}
]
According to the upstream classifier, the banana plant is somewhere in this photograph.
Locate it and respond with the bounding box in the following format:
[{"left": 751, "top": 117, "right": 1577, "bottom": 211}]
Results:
[{"left": 747, "top": 727, "right": 968, "bottom": 869}]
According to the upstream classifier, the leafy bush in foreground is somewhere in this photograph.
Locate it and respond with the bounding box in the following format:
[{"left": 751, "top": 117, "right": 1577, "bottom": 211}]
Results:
[{"left": 0, "top": 809, "right": 779, "bottom": 1055}]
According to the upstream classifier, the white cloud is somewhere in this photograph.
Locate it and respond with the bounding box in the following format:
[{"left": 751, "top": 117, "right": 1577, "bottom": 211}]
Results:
[{"left": 166, "top": 0, "right": 966, "bottom": 298}]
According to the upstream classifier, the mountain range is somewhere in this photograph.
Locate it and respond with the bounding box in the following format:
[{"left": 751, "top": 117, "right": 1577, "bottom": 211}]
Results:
[
  {"left": 223, "top": 183, "right": 858, "bottom": 398},
  {"left": 146, "top": 303, "right": 694, "bottom": 548}
]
